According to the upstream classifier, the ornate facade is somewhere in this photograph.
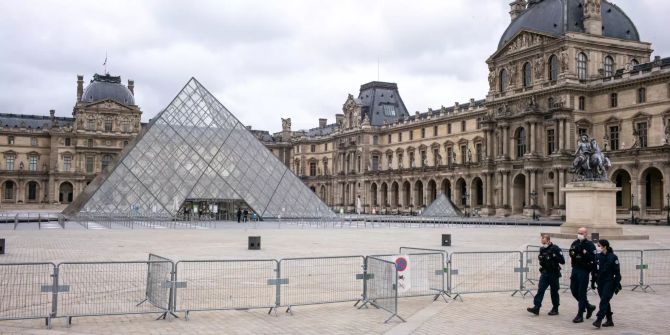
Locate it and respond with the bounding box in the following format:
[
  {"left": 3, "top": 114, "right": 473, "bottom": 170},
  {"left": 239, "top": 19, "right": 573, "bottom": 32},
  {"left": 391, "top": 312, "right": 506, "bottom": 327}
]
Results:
[
  {"left": 0, "top": 74, "right": 142, "bottom": 209},
  {"left": 265, "top": 0, "right": 670, "bottom": 219}
]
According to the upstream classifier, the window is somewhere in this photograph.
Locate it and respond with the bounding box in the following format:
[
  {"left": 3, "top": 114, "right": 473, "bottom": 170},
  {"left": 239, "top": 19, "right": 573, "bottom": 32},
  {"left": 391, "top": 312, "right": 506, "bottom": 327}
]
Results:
[
  {"left": 398, "top": 132, "right": 403, "bottom": 142},
  {"left": 637, "top": 122, "right": 648, "bottom": 148},
  {"left": 548, "top": 97, "right": 554, "bottom": 109},
  {"left": 309, "top": 162, "right": 317, "bottom": 176},
  {"left": 475, "top": 143, "right": 482, "bottom": 162},
  {"left": 447, "top": 123, "right": 452, "bottom": 134},
  {"left": 29, "top": 155, "right": 38, "bottom": 171},
  {"left": 387, "top": 134, "right": 391, "bottom": 144},
  {"left": 447, "top": 147, "right": 453, "bottom": 165},
  {"left": 121, "top": 119, "right": 130, "bottom": 132},
  {"left": 101, "top": 154, "right": 112, "bottom": 171},
  {"left": 578, "top": 96, "right": 586, "bottom": 111},
  {"left": 409, "top": 130, "right": 414, "bottom": 141},
  {"left": 31, "top": 137, "right": 37, "bottom": 146},
  {"left": 382, "top": 104, "right": 397, "bottom": 117},
  {"left": 578, "top": 128, "right": 588, "bottom": 137},
  {"left": 577, "top": 52, "right": 588, "bottom": 80},
  {"left": 547, "top": 129, "right": 555, "bottom": 154},
  {"left": 7, "top": 136, "right": 14, "bottom": 145},
  {"left": 86, "top": 156, "right": 94, "bottom": 173},
  {"left": 461, "top": 120, "right": 466, "bottom": 132},
  {"left": 433, "top": 148, "right": 440, "bottom": 166},
  {"left": 610, "top": 93, "right": 618, "bottom": 108},
  {"left": 604, "top": 56, "right": 614, "bottom": 77},
  {"left": 65, "top": 137, "right": 71, "bottom": 146},
  {"left": 609, "top": 126, "right": 619, "bottom": 150},
  {"left": 420, "top": 151, "right": 426, "bottom": 167},
  {"left": 421, "top": 128, "right": 426, "bottom": 139},
  {"left": 548, "top": 55, "right": 559, "bottom": 81},
  {"left": 638, "top": 87, "right": 646, "bottom": 104},
  {"left": 460, "top": 145, "right": 467, "bottom": 164},
  {"left": 88, "top": 139, "right": 94, "bottom": 148},
  {"left": 476, "top": 118, "right": 482, "bottom": 130},
  {"left": 63, "top": 156, "right": 72, "bottom": 172},
  {"left": 4, "top": 182, "right": 14, "bottom": 200},
  {"left": 433, "top": 126, "right": 438, "bottom": 137},
  {"left": 27, "top": 182, "right": 38, "bottom": 201},
  {"left": 499, "top": 69, "right": 508, "bottom": 91},
  {"left": 323, "top": 160, "right": 329, "bottom": 174},
  {"left": 310, "top": 145, "right": 315, "bottom": 153},
  {"left": 104, "top": 118, "right": 113, "bottom": 132},
  {"left": 371, "top": 156, "right": 379, "bottom": 171},
  {"left": 372, "top": 135, "right": 379, "bottom": 145},
  {"left": 324, "top": 143, "right": 328, "bottom": 151},
  {"left": 387, "top": 154, "right": 393, "bottom": 170},
  {"left": 87, "top": 118, "right": 96, "bottom": 131},
  {"left": 516, "top": 128, "right": 526, "bottom": 158},
  {"left": 523, "top": 62, "right": 532, "bottom": 88},
  {"left": 631, "top": 59, "right": 639, "bottom": 66},
  {"left": 409, "top": 152, "right": 415, "bottom": 168},
  {"left": 6, "top": 155, "right": 15, "bottom": 171},
  {"left": 123, "top": 140, "right": 129, "bottom": 147}
]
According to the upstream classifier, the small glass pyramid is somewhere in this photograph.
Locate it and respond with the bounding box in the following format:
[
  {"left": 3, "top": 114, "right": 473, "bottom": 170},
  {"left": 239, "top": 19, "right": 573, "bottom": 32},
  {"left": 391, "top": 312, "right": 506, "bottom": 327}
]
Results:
[{"left": 421, "top": 193, "right": 463, "bottom": 218}]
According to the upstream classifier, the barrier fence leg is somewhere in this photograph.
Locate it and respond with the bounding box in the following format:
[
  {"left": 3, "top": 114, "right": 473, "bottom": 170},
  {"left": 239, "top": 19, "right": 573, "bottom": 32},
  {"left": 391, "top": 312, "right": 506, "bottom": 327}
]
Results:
[
  {"left": 512, "top": 252, "right": 532, "bottom": 298},
  {"left": 48, "top": 267, "right": 59, "bottom": 329}
]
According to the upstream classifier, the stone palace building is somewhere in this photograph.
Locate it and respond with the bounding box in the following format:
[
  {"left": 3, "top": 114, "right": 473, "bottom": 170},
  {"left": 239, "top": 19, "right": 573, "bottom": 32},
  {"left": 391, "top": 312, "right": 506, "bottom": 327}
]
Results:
[
  {"left": 261, "top": 0, "right": 670, "bottom": 219},
  {"left": 2, "top": 0, "right": 669, "bottom": 220}
]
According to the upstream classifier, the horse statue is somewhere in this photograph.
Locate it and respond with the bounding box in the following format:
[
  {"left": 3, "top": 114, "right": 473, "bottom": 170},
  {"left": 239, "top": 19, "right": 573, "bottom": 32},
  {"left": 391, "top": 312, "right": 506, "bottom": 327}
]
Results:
[{"left": 571, "top": 134, "right": 611, "bottom": 181}]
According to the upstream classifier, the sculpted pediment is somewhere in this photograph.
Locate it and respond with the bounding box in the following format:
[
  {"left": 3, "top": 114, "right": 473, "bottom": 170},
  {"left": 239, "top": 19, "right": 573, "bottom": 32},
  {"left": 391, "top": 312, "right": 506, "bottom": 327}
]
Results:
[
  {"left": 492, "top": 30, "right": 557, "bottom": 59},
  {"left": 82, "top": 99, "right": 133, "bottom": 111}
]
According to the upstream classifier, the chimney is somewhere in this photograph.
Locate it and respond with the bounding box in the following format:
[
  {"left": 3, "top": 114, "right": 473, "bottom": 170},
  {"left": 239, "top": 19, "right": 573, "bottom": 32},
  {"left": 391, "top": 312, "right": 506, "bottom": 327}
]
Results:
[
  {"left": 509, "top": 0, "right": 526, "bottom": 21},
  {"left": 583, "top": 0, "right": 602, "bottom": 36},
  {"left": 335, "top": 114, "right": 344, "bottom": 125},
  {"left": 76, "top": 75, "right": 84, "bottom": 101},
  {"left": 127, "top": 80, "right": 135, "bottom": 95},
  {"left": 319, "top": 118, "right": 327, "bottom": 128},
  {"left": 49, "top": 109, "right": 55, "bottom": 121}
]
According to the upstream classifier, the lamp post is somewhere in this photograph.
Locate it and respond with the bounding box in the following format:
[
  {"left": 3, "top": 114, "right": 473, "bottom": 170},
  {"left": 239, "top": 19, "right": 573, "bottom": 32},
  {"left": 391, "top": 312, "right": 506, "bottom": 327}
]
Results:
[
  {"left": 462, "top": 191, "right": 470, "bottom": 217},
  {"left": 530, "top": 190, "right": 538, "bottom": 221}
]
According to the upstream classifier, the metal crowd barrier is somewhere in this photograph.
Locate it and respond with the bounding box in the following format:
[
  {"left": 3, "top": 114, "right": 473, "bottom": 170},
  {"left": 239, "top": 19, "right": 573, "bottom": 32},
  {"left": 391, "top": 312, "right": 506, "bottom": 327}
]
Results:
[
  {"left": 359, "top": 256, "right": 404, "bottom": 323},
  {"left": 641, "top": 249, "right": 670, "bottom": 290},
  {"left": 173, "top": 259, "right": 278, "bottom": 320},
  {"left": 449, "top": 251, "right": 529, "bottom": 299},
  {"left": 278, "top": 256, "right": 366, "bottom": 313},
  {"left": 0, "top": 263, "right": 55, "bottom": 327}
]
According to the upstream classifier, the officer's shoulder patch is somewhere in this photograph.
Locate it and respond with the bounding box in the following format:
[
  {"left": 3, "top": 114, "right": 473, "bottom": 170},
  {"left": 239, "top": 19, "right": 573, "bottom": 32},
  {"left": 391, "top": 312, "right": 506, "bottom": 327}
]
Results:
[{"left": 615, "top": 260, "right": 619, "bottom": 265}]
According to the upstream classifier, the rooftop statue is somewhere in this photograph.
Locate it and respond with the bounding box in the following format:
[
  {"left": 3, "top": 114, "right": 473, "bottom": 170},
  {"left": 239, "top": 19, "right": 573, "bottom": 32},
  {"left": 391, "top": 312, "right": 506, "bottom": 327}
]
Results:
[{"left": 570, "top": 134, "right": 611, "bottom": 181}]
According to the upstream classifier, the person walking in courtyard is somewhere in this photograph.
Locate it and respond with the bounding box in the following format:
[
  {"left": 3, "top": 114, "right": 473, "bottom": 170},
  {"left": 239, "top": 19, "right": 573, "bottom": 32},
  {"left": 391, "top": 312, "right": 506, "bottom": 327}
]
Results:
[
  {"left": 243, "top": 208, "right": 249, "bottom": 222},
  {"left": 527, "top": 234, "right": 565, "bottom": 316},
  {"left": 592, "top": 240, "right": 622, "bottom": 328},
  {"left": 236, "top": 208, "right": 242, "bottom": 223},
  {"left": 569, "top": 227, "right": 597, "bottom": 323}
]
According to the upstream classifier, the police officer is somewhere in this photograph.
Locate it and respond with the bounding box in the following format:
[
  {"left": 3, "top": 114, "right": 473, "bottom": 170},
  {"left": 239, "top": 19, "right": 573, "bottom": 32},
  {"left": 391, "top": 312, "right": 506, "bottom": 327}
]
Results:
[
  {"left": 527, "top": 234, "right": 565, "bottom": 316},
  {"left": 592, "top": 240, "right": 622, "bottom": 328},
  {"left": 568, "top": 227, "right": 597, "bottom": 323}
]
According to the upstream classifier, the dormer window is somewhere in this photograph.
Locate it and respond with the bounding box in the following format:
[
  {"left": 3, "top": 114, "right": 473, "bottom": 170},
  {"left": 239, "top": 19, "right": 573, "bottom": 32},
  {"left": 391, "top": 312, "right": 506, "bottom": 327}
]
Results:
[
  {"left": 7, "top": 136, "right": 14, "bottom": 145},
  {"left": 382, "top": 104, "right": 397, "bottom": 117}
]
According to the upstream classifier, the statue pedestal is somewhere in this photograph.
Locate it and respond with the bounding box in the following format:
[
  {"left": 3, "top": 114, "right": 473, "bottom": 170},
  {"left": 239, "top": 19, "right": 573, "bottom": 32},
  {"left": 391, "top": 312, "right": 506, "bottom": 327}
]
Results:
[{"left": 548, "top": 181, "right": 648, "bottom": 240}]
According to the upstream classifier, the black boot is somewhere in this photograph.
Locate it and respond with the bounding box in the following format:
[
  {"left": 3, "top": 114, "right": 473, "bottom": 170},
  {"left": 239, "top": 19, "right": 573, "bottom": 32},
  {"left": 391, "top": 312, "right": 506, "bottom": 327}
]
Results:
[
  {"left": 602, "top": 313, "right": 614, "bottom": 327},
  {"left": 548, "top": 307, "right": 559, "bottom": 316},
  {"left": 593, "top": 316, "right": 603, "bottom": 328},
  {"left": 573, "top": 314, "right": 584, "bottom": 323},
  {"left": 586, "top": 304, "right": 596, "bottom": 319},
  {"left": 527, "top": 306, "right": 540, "bottom": 315}
]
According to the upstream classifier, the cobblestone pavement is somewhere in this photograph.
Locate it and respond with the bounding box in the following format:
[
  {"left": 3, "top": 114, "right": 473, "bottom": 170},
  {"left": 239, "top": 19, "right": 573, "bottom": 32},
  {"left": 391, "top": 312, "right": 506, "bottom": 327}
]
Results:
[{"left": 0, "top": 224, "right": 668, "bottom": 334}]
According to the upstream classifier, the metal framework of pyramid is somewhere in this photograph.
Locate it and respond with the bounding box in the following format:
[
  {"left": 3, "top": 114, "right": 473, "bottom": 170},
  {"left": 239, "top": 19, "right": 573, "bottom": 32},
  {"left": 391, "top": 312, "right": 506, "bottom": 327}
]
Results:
[
  {"left": 64, "top": 78, "right": 335, "bottom": 219},
  {"left": 420, "top": 193, "right": 463, "bottom": 218}
]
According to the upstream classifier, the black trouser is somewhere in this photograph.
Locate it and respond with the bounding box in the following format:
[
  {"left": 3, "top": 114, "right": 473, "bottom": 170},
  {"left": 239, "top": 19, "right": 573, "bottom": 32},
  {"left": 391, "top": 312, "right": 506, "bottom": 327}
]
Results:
[
  {"left": 533, "top": 272, "right": 560, "bottom": 309},
  {"left": 570, "top": 267, "right": 591, "bottom": 314},
  {"left": 596, "top": 280, "right": 615, "bottom": 319}
]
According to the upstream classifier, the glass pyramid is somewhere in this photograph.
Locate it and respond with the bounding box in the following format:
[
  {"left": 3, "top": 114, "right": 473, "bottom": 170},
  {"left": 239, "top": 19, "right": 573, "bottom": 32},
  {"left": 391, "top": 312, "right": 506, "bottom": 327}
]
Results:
[
  {"left": 420, "top": 193, "right": 463, "bottom": 218},
  {"left": 65, "top": 78, "right": 335, "bottom": 219}
]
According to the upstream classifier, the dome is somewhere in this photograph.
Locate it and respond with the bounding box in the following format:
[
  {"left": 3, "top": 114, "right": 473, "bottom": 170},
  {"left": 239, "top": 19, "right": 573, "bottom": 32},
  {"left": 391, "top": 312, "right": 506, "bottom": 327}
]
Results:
[
  {"left": 81, "top": 73, "right": 135, "bottom": 105},
  {"left": 498, "top": 0, "right": 640, "bottom": 50}
]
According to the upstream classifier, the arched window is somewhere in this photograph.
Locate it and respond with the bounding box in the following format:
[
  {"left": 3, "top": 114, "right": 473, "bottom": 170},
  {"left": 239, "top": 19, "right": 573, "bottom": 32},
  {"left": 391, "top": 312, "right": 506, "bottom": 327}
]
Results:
[
  {"left": 499, "top": 69, "right": 508, "bottom": 92},
  {"left": 523, "top": 62, "right": 532, "bottom": 88},
  {"left": 604, "top": 56, "right": 614, "bottom": 77},
  {"left": 516, "top": 128, "right": 526, "bottom": 158},
  {"left": 631, "top": 59, "right": 639, "bottom": 66},
  {"left": 548, "top": 55, "right": 559, "bottom": 81},
  {"left": 577, "top": 52, "right": 588, "bottom": 79}
]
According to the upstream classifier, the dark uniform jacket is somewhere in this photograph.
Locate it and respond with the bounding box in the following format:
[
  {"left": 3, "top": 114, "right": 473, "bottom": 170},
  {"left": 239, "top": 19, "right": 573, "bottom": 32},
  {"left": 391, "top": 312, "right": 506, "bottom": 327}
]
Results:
[
  {"left": 595, "top": 252, "right": 621, "bottom": 285},
  {"left": 569, "top": 239, "right": 597, "bottom": 272},
  {"left": 538, "top": 243, "right": 565, "bottom": 276}
]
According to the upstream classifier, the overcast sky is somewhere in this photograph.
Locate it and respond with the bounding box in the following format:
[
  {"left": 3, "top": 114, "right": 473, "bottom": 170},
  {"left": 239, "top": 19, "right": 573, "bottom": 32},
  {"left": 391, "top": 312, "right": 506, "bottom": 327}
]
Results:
[{"left": 1, "top": 0, "right": 668, "bottom": 133}]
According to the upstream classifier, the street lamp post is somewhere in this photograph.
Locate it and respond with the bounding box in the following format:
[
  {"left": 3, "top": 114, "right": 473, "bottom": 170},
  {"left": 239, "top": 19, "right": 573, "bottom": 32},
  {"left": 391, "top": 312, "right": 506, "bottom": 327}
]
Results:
[
  {"left": 530, "top": 190, "right": 538, "bottom": 221},
  {"left": 462, "top": 191, "right": 469, "bottom": 218}
]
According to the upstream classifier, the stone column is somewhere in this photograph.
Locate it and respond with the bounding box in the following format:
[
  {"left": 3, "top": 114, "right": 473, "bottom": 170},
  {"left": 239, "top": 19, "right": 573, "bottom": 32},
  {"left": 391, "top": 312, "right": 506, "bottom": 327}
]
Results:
[
  {"left": 530, "top": 122, "right": 536, "bottom": 154},
  {"left": 502, "top": 172, "right": 509, "bottom": 207},
  {"left": 556, "top": 119, "right": 563, "bottom": 152},
  {"left": 559, "top": 169, "right": 566, "bottom": 207},
  {"left": 554, "top": 169, "right": 560, "bottom": 208},
  {"left": 525, "top": 171, "right": 530, "bottom": 208},
  {"left": 502, "top": 127, "right": 509, "bottom": 158}
]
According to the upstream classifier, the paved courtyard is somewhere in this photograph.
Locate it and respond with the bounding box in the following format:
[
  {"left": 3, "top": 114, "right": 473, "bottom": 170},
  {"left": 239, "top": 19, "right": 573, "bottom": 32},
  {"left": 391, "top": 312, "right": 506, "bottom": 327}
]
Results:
[{"left": 0, "top": 223, "right": 668, "bottom": 334}]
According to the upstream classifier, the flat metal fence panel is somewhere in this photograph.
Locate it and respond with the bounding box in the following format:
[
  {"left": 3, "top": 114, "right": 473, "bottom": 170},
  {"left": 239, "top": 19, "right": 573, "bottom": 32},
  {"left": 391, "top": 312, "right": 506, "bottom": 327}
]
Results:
[
  {"left": 279, "top": 256, "right": 364, "bottom": 307},
  {"left": 0, "top": 263, "right": 54, "bottom": 321},
  {"left": 365, "top": 257, "right": 397, "bottom": 317},
  {"left": 146, "top": 254, "right": 173, "bottom": 310},
  {"left": 615, "top": 250, "right": 643, "bottom": 288},
  {"left": 174, "top": 260, "right": 277, "bottom": 312},
  {"left": 643, "top": 249, "right": 670, "bottom": 286},
  {"left": 57, "top": 261, "right": 171, "bottom": 318},
  {"left": 450, "top": 251, "right": 522, "bottom": 294},
  {"left": 375, "top": 251, "right": 446, "bottom": 298},
  {"left": 524, "top": 248, "right": 572, "bottom": 290}
]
